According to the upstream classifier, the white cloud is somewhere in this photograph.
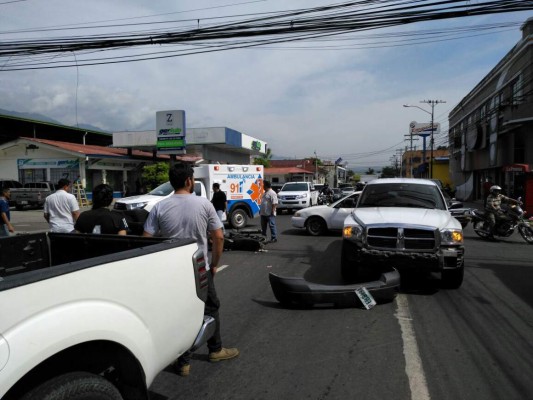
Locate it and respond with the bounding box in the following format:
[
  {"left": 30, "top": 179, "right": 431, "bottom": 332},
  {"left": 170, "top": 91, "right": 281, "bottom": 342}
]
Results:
[{"left": 0, "top": 1, "right": 531, "bottom": 167}]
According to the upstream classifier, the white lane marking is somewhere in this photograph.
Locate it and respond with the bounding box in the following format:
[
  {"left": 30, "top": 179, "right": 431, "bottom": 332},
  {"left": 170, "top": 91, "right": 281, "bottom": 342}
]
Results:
[
  {"left": 395, "top": 294, "right": 431, "bottom": 400},
  {"left": 217, "top": 265, "right": 229, "bottom": 272}
]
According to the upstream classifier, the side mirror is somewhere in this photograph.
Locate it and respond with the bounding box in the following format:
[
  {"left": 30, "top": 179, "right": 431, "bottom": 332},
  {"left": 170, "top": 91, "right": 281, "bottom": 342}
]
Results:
[{"left": 448, "top": 200, "right": 464, "bottom": 209}]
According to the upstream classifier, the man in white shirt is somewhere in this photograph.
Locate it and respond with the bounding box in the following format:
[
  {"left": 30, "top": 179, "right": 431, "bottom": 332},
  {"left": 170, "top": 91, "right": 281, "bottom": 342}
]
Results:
[{"left": 44, "top": 178, "right": 80, "bottom": 232}]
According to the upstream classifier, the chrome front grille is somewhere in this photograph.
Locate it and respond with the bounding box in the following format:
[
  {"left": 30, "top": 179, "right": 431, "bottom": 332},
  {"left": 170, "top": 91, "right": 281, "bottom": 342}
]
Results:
[{"left": 366, "top": 226, "right": 436, "bottom": 251}]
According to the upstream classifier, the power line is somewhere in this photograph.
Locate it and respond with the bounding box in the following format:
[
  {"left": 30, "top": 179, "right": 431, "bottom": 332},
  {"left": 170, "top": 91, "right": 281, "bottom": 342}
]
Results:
[{"left": 1, "top": 0, "right": 532, "bottom": 70}]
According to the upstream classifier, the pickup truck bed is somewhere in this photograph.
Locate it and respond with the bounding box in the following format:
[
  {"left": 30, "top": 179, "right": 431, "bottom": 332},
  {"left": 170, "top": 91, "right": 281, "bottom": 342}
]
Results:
[{"left": 0, "top": 233, "right": 213, "bottom": 400}]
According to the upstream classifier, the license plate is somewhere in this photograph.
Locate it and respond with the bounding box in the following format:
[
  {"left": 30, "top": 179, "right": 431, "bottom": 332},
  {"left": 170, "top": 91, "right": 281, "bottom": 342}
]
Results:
[
  {"left": 355, "top": 287, "right": 377, "bottom": 309},
  {"left": 20, "top": 201, "right": 28, "bottom": 205}
]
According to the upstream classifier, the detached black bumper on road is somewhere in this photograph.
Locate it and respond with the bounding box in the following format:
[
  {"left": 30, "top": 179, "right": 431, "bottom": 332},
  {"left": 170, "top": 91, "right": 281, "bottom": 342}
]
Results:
[{"left": 269, "top": 269, "right": 400, "bottom": 308}]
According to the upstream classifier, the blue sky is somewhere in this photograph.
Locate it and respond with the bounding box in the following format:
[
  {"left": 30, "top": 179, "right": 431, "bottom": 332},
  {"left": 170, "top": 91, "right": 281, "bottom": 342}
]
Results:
[{"left": 0, "top": 1, "right": 531, "bottom": 168}]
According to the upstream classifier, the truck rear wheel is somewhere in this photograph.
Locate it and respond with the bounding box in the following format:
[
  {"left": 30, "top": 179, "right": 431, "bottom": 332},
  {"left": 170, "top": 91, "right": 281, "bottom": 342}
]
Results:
[
  {"left": 21, "top": 372, "right": 123, "bottom": 400},
  {"left": 229, "top": 209, "right": 248, "bottom": 229}
]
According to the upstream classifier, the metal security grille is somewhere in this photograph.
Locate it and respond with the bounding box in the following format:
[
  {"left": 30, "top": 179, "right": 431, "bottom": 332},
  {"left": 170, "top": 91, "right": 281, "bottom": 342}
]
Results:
[{"left": 367, "top": 227, "right": 436, "bottom": 250}]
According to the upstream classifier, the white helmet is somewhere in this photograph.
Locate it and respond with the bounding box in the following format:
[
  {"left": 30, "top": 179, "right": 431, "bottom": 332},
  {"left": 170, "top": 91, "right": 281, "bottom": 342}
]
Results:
[{"left": 490, "top": 185, "right": 502, "bottom": 193}]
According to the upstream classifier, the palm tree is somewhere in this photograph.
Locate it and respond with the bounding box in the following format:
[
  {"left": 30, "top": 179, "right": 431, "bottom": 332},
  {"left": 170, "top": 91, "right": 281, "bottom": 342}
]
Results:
[{"left": 253, "top": 148, "right": 273, "bottom": 168}]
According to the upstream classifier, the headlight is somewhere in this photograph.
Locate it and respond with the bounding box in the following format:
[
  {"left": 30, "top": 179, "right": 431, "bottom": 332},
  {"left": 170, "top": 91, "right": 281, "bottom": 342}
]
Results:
[
  {"left": 126, "top": 202, "right": 148, "bottom": 210},
  {"left": 343, "top": 224, "right": 363, "bottom": 241},
  {"left": 440, "top": 229, "right": 463, "bottom": 244},
  {"left": 296, "top": 193, "right": 308, "bottom": 199},
  {"left": 294, "top": 211, "right": 301, "bottom": 217}
]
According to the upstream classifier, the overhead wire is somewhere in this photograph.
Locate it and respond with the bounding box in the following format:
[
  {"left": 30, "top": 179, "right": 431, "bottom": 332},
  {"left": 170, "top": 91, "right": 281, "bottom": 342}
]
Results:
[{"left": 1, "top": 0, "right": 532, "bottom": 70}]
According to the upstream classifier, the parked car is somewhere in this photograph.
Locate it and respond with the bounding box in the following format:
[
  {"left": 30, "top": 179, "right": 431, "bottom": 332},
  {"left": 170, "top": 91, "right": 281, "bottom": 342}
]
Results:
[
  {"left": 338, "top": 183, "right": 355, "bottom": 196},
  {"left": 291, "top": 191, "right": 361, "bottom": 235},
  {"left": 0, "top": 179, "right": 23, "bottom": 206},
  {"left": 332, "top": 188, "right": 343, "bottom": 201},
  {"left": 10, "top": 181, "right": 57, "bottom": 210}
]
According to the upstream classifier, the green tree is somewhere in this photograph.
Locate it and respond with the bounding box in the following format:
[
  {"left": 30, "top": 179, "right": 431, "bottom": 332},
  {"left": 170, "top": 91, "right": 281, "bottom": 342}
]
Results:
[
  {"left": 380, "top": 166, "right": 397, "bottom": 178},
  {"left": 142, "top": 162, "right": 169, "bottom": 191},
  {"left": 253, "top": 147, "right": 273, "bottom": 168}
]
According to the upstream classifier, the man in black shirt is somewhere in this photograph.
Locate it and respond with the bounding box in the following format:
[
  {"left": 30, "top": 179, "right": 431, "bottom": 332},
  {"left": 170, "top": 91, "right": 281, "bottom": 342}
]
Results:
[
  {"left": 75, "top": 184, "right": 128, "bottom": 235},
  {"left": 211, "top": 183, "right": 227, "bottom": 232}
]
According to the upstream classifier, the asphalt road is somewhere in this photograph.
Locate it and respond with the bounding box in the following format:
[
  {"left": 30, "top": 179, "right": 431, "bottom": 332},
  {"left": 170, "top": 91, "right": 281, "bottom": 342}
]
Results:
[{"left": 9, "top": 208, "right": 533, "bottom": 400}]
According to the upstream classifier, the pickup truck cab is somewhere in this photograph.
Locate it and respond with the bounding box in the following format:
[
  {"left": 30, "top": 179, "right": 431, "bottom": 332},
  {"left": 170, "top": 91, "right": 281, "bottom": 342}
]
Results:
[
  {"left": 114, "top": 180, "right": 207, "bottom": 212},
  {"left": 0, "top": 232, "right": 214, "bottom": 400},
  {"left": 277, "top": 182, "right": 319, "bottom": 214},
  {"left": 341, "top": 178, "right": 465, "bottom": 288},
  {"left": 10, "top": 181, "right": 56, "bottom": 210}
]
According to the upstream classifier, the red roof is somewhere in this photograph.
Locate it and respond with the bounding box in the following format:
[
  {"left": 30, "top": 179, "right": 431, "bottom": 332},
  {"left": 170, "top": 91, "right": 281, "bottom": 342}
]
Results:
[
  {"left": 20, "top": 137, "right": 202, "bottom": 162},
  {"left": 270, "top": 159, "right": 315, "bottom": 172},
  {"left": 265, "top": 167, "right": 314, "bottom": 175}
]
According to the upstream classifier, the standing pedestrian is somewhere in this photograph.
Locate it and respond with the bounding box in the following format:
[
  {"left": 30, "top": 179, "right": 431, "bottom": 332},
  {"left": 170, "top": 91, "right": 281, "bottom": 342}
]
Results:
[
  {"left": 260, "top": 180, "right": 278, "bottom": 243},
  {"left": 75, "top": 184, "right": 128, "bottom": 235},
  {"left": 211, "top": 183, "right": 227, "bottom": 232},
  {"left": 142, "top": 164, "right": 239, "bottom": 377},
  {"left": 43, "top": 178, "right": 80, "bottom": 233},
  {"left": 0, "top": 187, "right": 14, "bottom": 236}
]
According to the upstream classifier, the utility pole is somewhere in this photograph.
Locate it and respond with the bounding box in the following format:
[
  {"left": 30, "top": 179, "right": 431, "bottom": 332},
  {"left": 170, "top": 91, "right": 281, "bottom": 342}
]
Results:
[
  {"left": 403, "top": 132, "right": 419, "bottom": 178},
  {"left": 314, "top": 150, "right": 318, "bottom": 183},
  {"left": 420, "top": 100, "right": 446, "bottom": 179}
]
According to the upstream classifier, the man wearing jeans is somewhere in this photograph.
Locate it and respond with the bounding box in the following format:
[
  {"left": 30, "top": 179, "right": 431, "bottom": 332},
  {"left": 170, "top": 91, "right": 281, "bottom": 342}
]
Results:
[
  {"left": 260, "top": 180, "right": 278, "bottom": 243},
  {"left": 143, "top": 164, "right": 239, "bottom": 377}
]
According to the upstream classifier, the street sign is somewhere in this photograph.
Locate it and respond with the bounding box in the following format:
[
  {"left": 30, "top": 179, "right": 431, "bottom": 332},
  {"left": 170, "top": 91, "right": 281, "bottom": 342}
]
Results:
[{"left": 156, "top": 110, "right": 186, "bottom": 154}]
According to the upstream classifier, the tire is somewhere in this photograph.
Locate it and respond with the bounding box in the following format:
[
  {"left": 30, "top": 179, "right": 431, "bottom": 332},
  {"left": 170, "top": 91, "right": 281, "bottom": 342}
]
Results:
[
  {"left": 340, "top": 240, "right": 361, "bottom": 282},
  {"left": 21, "top": 372, "right": 123, "bottom": 400},
  {"left": 442, "top": 266, "right": 464, "bottom": 289},
  {"left": 306, "top": 217, "right": 326, "bottom": 236},
  {"left": 15, "top": 204, "right": 24, "bottom": 211},
  {"left": 472, "top": 220, "right": 491, "bottom": 238},
  {"left": 229, "top": 208, "right": 248, "bottom": 229},
  {"left": 518, "top": 224, "right": 533, "bottom": 244}
]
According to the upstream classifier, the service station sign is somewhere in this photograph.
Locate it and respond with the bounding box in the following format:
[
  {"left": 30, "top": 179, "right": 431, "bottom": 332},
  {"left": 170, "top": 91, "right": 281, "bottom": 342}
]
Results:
[{"left": 156, "top": 110, "right": 186, "bottom": 154}]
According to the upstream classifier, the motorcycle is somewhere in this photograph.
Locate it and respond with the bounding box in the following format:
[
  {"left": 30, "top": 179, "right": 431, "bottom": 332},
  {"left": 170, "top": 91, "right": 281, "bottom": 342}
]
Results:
[
  {"left": 470, "top": 197, "right": 533, "bottom": 244},
  {"left": 317, "top": 192, "right": 333, "bottom": 206}
]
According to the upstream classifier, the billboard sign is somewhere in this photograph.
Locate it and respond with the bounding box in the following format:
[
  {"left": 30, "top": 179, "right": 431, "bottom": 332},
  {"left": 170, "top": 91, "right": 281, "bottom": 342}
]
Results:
[
  {"left": 156, "top": 110, "right": 186, "bottom": 154},
  {"left": 409, "top": 121, "right": 440, "bottom": 136}
]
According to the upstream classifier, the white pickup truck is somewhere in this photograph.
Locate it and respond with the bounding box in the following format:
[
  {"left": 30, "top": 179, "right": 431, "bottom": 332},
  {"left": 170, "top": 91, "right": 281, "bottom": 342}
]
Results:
[
  {"left": 341, "top": 178, "right": 465, "bottom": 288},
  {"left": 277, "top": 182, "right": 319, "bottom": 214},
  {"left": 0, "top": 232, "right": 214, "bottom": 400}
]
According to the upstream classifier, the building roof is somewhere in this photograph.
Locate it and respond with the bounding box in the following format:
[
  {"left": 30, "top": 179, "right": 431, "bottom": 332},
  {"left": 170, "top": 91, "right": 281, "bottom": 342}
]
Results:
[
  {"left": 269, "top": 159, "right": 315, "bottom": 172},
  {"left": 10, "top": 137, "right": 202, "bottom": 162},
  {"left": 265, "top": 167, "right": 314, "bottom": 175}
]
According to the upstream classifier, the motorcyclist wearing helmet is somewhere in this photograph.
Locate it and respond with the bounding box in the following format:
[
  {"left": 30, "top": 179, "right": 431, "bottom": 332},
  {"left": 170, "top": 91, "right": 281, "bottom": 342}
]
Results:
[
  {"left": 485, "top": 185, "right": 519, "bottom": 234},
  {"left": 320, "top": 183, "right": 332, "bottom": 195}
]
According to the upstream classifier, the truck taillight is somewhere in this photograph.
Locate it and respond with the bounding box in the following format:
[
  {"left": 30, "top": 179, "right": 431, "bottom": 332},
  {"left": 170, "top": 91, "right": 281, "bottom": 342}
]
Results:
[{"left": 193, "top": 249, "right": 209, "bottom": 301}]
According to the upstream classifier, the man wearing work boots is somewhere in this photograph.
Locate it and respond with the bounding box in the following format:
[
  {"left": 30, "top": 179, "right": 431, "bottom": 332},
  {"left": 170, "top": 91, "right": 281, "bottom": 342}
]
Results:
[{"left": 143, "top": 164, "right": 239, "bottom": 376}]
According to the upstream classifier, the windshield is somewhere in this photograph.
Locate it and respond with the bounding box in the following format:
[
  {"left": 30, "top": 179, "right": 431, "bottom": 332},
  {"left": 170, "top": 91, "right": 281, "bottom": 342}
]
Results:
[
  {"left": 358, "top": 183, "right": 446, "bottom": 210},
  {"left": 281, "top": 183, "right": 308, "bottom": 192},
  {"left": 149, "top": 182, "right": 175, "bottom": 196},
  {"left": 148, "top": 181, "right": 202, "bottom": 196}
]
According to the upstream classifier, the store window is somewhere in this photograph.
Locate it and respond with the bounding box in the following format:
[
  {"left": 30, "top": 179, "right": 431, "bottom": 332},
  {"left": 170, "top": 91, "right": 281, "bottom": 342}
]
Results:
[
  {"left": 50, "top": 169, "right": 79, "bottom": 185},
  {"left": 19, "top": 169, "right": 46, "bottom": 184}
]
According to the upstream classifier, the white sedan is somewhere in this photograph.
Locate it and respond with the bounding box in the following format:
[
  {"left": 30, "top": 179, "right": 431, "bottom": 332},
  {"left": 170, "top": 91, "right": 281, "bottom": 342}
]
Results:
[{"left": 291, "top": 191, "right": 361, "bottom": 236}]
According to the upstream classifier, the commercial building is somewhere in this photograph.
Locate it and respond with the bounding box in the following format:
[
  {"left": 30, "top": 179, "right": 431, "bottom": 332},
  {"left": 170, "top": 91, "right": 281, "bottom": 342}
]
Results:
[
  {"left": 0, "top": 112, "right": 267, "bottom": 197},
  {"left": 448, "top": 18, "right": 533, "bottom": 215}
]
